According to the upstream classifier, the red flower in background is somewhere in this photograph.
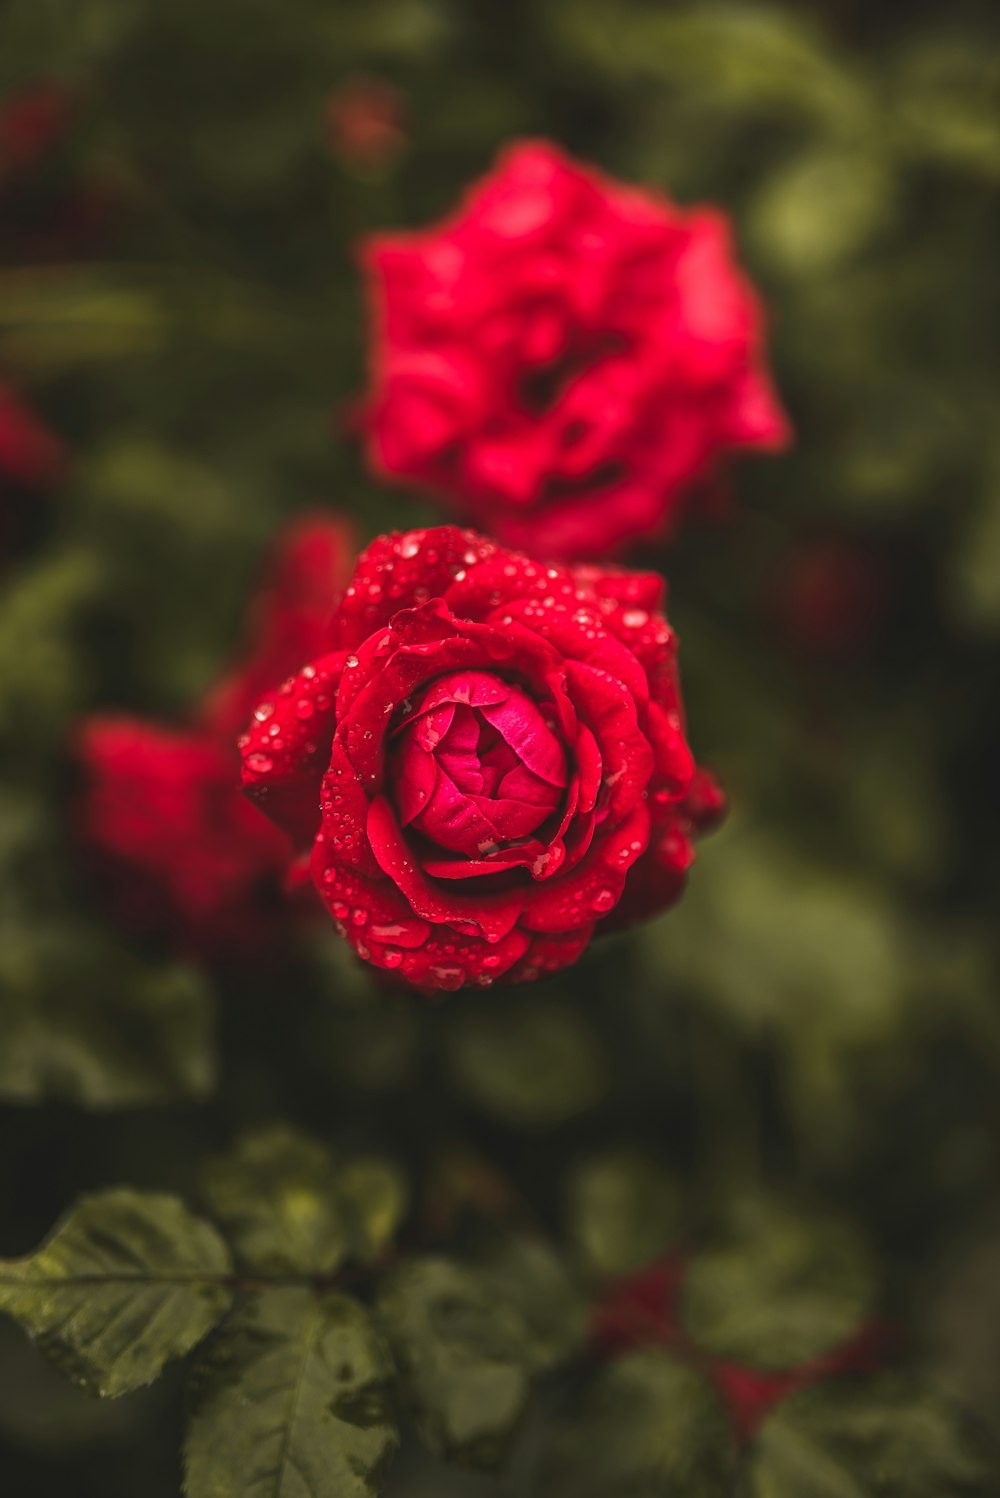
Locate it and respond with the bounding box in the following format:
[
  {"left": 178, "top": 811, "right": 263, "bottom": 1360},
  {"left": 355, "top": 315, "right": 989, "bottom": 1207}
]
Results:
[
  {"left": 0, "top": 80, "right": 117, "bottom": 264},
  {"left": 591, "top": 1254, "right": 888, "bottom": 1444},
  {"left": 769, "top": 536, "right": 887, "bottom": 660},
  {"left": 74, "top": 514, "right": 356, "bottom": 961},
  {"left": 0, "top": 381, "right": 67, "bottom": 563},
  {"left": 0, "top": 85, "right": 79, "bottom": 559},
  {"left": 241, "top": 525, "right": 720, "bottom": 992},
  {"left": 0, "top": 82, "right": 76, "bottom": 183},
  {"left": 0, "top": 381, "right": 67, "bottom": 490},
  {"left": 326, "top": 78, "right": 406, "bottom": 173},
  {"left": 75, "top": 720, "right": 292, "bottom": 960},
  {"left": 360, "top": 140, "right": 788, "bottom": 561}
]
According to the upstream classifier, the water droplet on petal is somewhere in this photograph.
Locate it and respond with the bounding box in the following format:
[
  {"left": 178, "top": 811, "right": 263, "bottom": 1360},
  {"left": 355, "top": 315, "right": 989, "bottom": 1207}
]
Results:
[{"left": 429, "top": 965, "right": 465, "bottom": 991}]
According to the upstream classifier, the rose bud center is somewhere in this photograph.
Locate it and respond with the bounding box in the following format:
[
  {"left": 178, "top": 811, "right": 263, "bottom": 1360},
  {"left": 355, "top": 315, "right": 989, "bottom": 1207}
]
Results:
[{"left": 389, "top": 669, "right": 567, "bottom": 859}]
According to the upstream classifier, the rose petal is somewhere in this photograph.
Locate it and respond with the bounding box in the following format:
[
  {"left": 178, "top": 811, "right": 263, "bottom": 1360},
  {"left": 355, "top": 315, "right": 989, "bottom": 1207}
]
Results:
[
  {"left": 366, "top": 795, "right": 525, "bottom": 942},
  {"left": 240, "top": 652, "right": 345, "bottom": 846}
]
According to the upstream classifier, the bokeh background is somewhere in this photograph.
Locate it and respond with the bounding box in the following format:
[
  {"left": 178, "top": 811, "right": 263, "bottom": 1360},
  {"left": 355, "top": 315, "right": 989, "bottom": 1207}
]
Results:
[{"left": 2, "top": 1, "right": 1000, "bottom": 1493}]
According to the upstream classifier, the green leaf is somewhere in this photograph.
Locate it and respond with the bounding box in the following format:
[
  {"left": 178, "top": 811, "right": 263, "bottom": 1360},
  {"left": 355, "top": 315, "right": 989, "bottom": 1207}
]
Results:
[
  {"left": 478, "top": 1237, "right": 588, "bottom": 1374},
  {"left": 642, "top": 827, "right": 910, "bottom": 1159},
  {"left": 0, "top": 1190, "right": 232, "bottom": 1398},
  {"left": 201, "top": 1126, "right": 347, "bottom": 1276},
  {"left": 681, "top": 1194, "right": 876, "bottom": 1369},
  {"left": 0, "top": 550, "right": 103, "bottom": 765},
  {"left": 184, "top": 1288, "right": 398, "bottom": 1498},
  {"left": 948, "top": 445, "right": 1000, "bottom": 635},
  {"left": 566, "top": 1151, "right": 683, "bottom": 1279},
  {"left": 553, "top": 2, "right": 868, "bottom": 130},
  {"left": 338, "top": 1158, "right": 409, "bottom": 1265},
  {"left": 446, "top": 995, "right": 607, "bottom": 1128},
  {"left": 0, "top": 270, "right": 167, "bottom": 369},
  {"left": 377, "top": 1257, "right": 531, "bottom": 1468},
  {"left": 0, "top": 927, "right": 217, "bottom": 1107},
  {"left": 543, "top": 1349, "right": 736, "bottom": 1498},
  {"left": 750, "top": 147, "right": 894, "bottom": 277},
  {"left": 750, "top": 1377, "right": 994, "bottom": 1498},
  {"left": 200, "top": 1127, "right": 407, "bottom": 1275},
  {"left": 892, "top": 41, "right": 1000, "bottom": 181}
]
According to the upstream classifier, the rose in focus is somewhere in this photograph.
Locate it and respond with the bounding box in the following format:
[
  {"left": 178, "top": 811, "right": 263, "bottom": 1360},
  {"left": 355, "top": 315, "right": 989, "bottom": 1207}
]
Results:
[
  {"left": 74, "top": 515, "right": 355, "bottom": 960},
  {"left": 361, "top": 140, "right": 788, "bottom": 561},
  {"left": 241, "top": 525, "right": 722, "bottom": 991}
]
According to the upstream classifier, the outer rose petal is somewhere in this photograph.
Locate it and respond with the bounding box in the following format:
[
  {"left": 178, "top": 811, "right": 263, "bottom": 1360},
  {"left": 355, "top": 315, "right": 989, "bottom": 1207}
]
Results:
[
  {"left": 367, "top": 795, "right": 525, "bottom": 943},
  {"left": 332, "top": 527, "right": 499, "bottom": 650},
  {"left": 241, "top": 652, "right": 345, "bottom": 845}
]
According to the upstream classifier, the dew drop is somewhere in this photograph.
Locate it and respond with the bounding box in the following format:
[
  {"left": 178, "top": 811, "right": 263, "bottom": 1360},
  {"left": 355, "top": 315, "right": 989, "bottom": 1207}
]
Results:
[
  {"left": 429, "top": 965, "right": 465, "bottom": 990},
  {"left": 245, "top": 752, "right": 273, "bottom": 774}
]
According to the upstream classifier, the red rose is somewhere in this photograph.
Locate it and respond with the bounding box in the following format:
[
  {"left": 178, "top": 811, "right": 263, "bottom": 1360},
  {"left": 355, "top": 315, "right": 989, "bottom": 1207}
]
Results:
[
  {"left": 74, "top": 515, "right": 355, "bottom": 960},
  {"left": 240, "top": 525, "right": 720, "bottom": 992},
  {"left": 360, "top": 140, "right": 789, "bottom": 561},
  {"left": 0, "top": 83, "right": 76, "bottom": 183},
  {"left": 0, "top": 381, "right": 67, "bottom": 490},
  {"left": 326, "top": 77, "right": 407, "bottom": 172},
  {"left": 0, "top": 382, "right": 67, "bottom": 562},
  {"left": 75, "top": 719, "right": 292, "bottom": 960}
]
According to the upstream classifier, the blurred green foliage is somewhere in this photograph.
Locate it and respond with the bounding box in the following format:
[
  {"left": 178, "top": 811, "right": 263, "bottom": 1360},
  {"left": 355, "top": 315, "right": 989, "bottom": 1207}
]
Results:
[{"left": 2, "top": 0, "right": 1000, "bottom": 1493}]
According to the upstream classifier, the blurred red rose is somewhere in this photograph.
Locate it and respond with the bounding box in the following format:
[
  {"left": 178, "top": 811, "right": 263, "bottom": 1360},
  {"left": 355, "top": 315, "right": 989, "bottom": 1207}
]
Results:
[
  {"left": 0, "top": 82, "right": 76, "bottom": 183},
  {"left": 769, "top": 536, "right": 887, "bottom": 659},
  {"left": 0, "top": 381, "right": 68, "bottom": 562},
  {"left": 241, "top": 525, "right": 720, "bottom": 992},
  {"left": 75, "top": 719, "right": 293, "bottom": 960},
  {"left": 360, "top": 140, "right": 789, "bottom": 561},
  {"left": 326, "top": 77, "right": 406, "bottom": 172},
  {"left": 0, "top": 81, "right": 119, "bottom": 262},
  {"left": 74, "top": 514, "right": 356, "bottom": 960},
  {"left": 0, "top": 381, "right": 67, "bottom": 490},
  {"left": 591, "top": 1255, "right": 888, "bottom": 1442}
]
